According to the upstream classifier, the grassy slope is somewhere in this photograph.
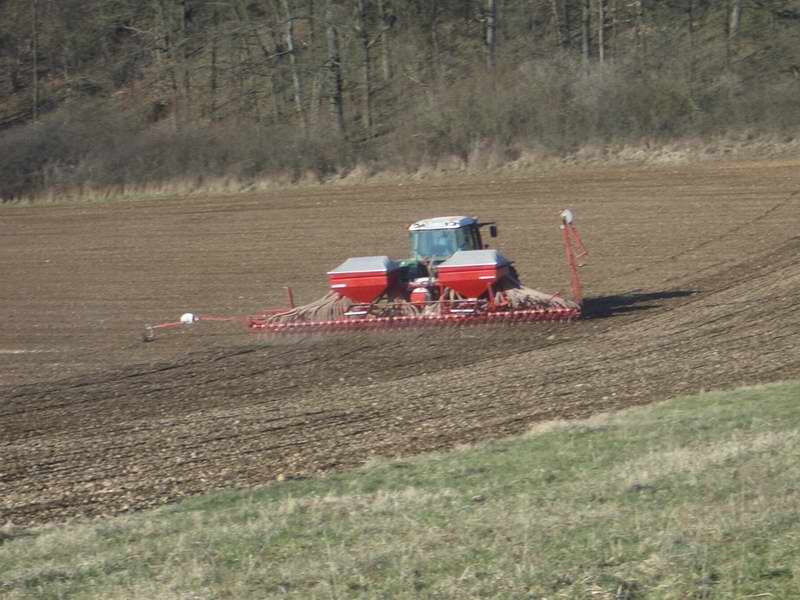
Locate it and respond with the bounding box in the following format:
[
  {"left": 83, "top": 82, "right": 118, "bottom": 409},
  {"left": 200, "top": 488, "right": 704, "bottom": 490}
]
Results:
[{"left": 2, "top": 382, "right": 799, "bottom": 599}]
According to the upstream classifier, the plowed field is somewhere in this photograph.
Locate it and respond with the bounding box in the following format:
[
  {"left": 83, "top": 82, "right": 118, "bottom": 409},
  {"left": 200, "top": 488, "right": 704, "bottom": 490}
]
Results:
[{"left": 2, "top": 160, "right": 799, "bottom": 527}]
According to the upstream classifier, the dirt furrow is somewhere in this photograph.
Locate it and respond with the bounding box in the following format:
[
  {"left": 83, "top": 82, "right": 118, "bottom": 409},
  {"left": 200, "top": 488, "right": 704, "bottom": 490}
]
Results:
[{"left": 2, "top": 161, "right": 798, "bottom": 526}]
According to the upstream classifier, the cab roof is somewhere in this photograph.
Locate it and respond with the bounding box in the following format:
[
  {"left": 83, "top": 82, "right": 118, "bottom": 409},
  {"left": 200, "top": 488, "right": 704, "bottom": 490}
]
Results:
[{"left": 408, "top": 216, "right": 478, "bottom": 231}]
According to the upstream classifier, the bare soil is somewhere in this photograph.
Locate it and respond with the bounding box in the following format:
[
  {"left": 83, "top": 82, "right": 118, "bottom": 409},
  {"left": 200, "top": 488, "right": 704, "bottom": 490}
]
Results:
[{"left": 1, "top": 160, "right": 799, "bottom": 527}]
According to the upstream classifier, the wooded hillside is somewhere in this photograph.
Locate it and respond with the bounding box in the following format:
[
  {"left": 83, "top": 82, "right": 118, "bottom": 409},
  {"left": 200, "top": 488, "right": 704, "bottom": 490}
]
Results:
[{"left": 1, "top": 0, "right": 799, "bottom": 200}]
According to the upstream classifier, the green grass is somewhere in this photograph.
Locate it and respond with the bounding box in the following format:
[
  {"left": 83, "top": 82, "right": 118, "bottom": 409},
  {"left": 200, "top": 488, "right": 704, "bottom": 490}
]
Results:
[{"left": 2, "top": 382, "right": 800, "bottom": 599}]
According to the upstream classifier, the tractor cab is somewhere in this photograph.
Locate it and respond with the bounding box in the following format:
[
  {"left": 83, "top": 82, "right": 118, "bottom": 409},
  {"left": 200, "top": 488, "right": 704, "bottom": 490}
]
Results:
[{"left": 407, "top": 216, "right": 496, "bottom": 263}]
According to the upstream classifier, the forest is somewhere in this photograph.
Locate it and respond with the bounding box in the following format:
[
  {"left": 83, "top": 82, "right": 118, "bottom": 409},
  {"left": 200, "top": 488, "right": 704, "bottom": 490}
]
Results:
[{"left": 1, "top": 0, "right": 799, "bottom": 200}]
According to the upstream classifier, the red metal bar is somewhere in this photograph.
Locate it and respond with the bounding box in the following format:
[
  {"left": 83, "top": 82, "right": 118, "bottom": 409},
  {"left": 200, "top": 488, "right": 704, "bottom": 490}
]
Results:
[
  {"left": 562, "top": 224, "right": 583, "bottom": 307},
  {"left": 560, "top": 210, "right": 588, "bottom": 308},
  {"left": 248, "top": 306, "right": 581, "bottom": 334},
  {"left": 147, "top": 314, "right": 245, "bottom": 331},
  {"left": 147, "top": 321, "right": 183, "bottom": 331},
  {"left": 568, "top": 223, "right": 588, "bottom": 260},
  {"left": 198, "top": 315, "right": 245, "bottom": 323}
]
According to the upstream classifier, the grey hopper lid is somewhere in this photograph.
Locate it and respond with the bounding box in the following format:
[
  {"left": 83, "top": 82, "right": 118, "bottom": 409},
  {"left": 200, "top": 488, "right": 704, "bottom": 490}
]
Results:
[
  {"left": 439, "top": 249, "right": 510, "bottom": 269},
  {"left": 328, "top": 255, "right": 400, "bottom": 274}
]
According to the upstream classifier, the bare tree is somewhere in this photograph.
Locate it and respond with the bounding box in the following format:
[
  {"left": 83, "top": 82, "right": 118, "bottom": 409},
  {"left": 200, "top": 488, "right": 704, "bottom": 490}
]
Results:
[
  {"left": 281, "top": 0, "right": 307, "bottom": 131},
  {"left": 32, "top": 0, "right": 39, "bottom": 122},
  {"left": 687, "top": 0, "right": 696, "bottom": 87},
  {"left": 355, "top": 0, "right": 373, "bottom": 135},
  {"left": 209, "top": 3, "right": 219, "bottom": 120},
  {"left": 581, "top": 0, "right": 591, "bottom": 63},
  {"left": 597, "top": 0, "right": 607, "bottom": 63},
  {"left": 180, "top": 0, "right": 193, "bottom": 122},
  {"left": 526, "top": 0, "right": 536, "bottom": 33},
  {"left": 729, "top": 0, "right": 742, "bottom": 39},
  {"left": 325, "top": 1, "right": 345, "bottom": 137},
  {"left": 377, "top": 0, "right": 393, "bottom": 81},
  {"left": 306, "top": 0, "right": 325, "bottom": 126},
  {"left": 609, "top": 0, "right": 618, "bottom": 62},
  {"left": 486, "top": 0, "right": 497, "bottom": 70},
  {"left": 430, "top": 1, "right": 441, "bottom": 85},
  {"left": 550, "top": 0, "right": 564, "bottom": 47},
  {"left": 150, "top": 0, "right": 182, "bottom": 127},
  {"left": 633, "top": 0, "right": 646, "bottom": 69}
]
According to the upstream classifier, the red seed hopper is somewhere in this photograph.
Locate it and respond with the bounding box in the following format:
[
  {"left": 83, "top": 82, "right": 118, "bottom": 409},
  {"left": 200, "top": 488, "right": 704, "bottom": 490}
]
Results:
[
  {"left": 327, "top": 256, "right": 401, "bottom": 304},
  {"left": 437, "top": 249, "right": 511, "bottom": 299}
]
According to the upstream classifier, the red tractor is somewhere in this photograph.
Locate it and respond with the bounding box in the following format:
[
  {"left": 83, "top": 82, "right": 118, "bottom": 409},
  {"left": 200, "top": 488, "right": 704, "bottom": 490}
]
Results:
[{"left": 145, "top": 210, "right": 587, "bottom": 339}]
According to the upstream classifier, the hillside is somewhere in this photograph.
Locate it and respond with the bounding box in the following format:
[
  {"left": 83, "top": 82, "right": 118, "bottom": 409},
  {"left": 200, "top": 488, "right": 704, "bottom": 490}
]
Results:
[{"left": 2, "top": 0, "right": 800, "bottom": 200}]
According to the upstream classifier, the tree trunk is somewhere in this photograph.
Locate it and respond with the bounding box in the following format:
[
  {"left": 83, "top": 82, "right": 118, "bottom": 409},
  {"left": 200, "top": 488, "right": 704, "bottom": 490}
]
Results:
[
  {"left": 160, "top": 0, "right": 180, "bottom": 127},
  {"left": 633, "top": 0, "right": 646, "bottom": 70},
  {"left": 729, "top": 0, "right": 742, "bottom": 40},
  {"left": 581, "top": 0, "right": 591, "bottom": 64},
  {"left": 32, "top": 0, "right": 39, "bottom": 122},
  {"left": 609, "top": 0, "right": 617, "bottom": 63},
  {"left": 550, "top": 0, "right": 571, "bottom": 49},
  {"left": 152, "top": 0, "right": 165, "bottom": 70},
  {"left": 355, "top": 0, "right": 372, "bottom": 135},
  {"left": 597, "top": 0, "right": 607, "bottom": 64},
  {"left": 726, "top": 0, "right": 742, "bottom": 71},
  {"left": 326, "top": 2, "right": 345, "bottom": 137},
  {"left": 430, "top": 2, "right": 441, "bottom": 84},
  {"left": 378, "top": 0, "right": 392, "bottom": 81},
  {"left": 527, "top": 0, "right": 536, "bottom": 33},
  {"left": 307, "top": 0, "right": 324, "bottom": 126},
  {"left": 11, "top": 56, "right": 22, "bottom": 94},
  {"left": 549, "top": 0, "right": 563, "bottom": 47},
  {"left": 486, "top": 0, "right": 497, "bottom": 70},
  {"left": 724, "top": 0, "right": 731, "bottom": 69},
  {"left": 209, "top": 4, "right": 219, "bottom": 120},
  {"left": 152, "top": 0, "right": 179, "bottom": 125},
  {"left": 180, "top": 0, "right": 193, "bottom": 122},
  {"left": 281, "top": 0, "right": 307, "bottom": 131},
  {"left": 687, "top": 0, "right": 695, "bottom": 88}
]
